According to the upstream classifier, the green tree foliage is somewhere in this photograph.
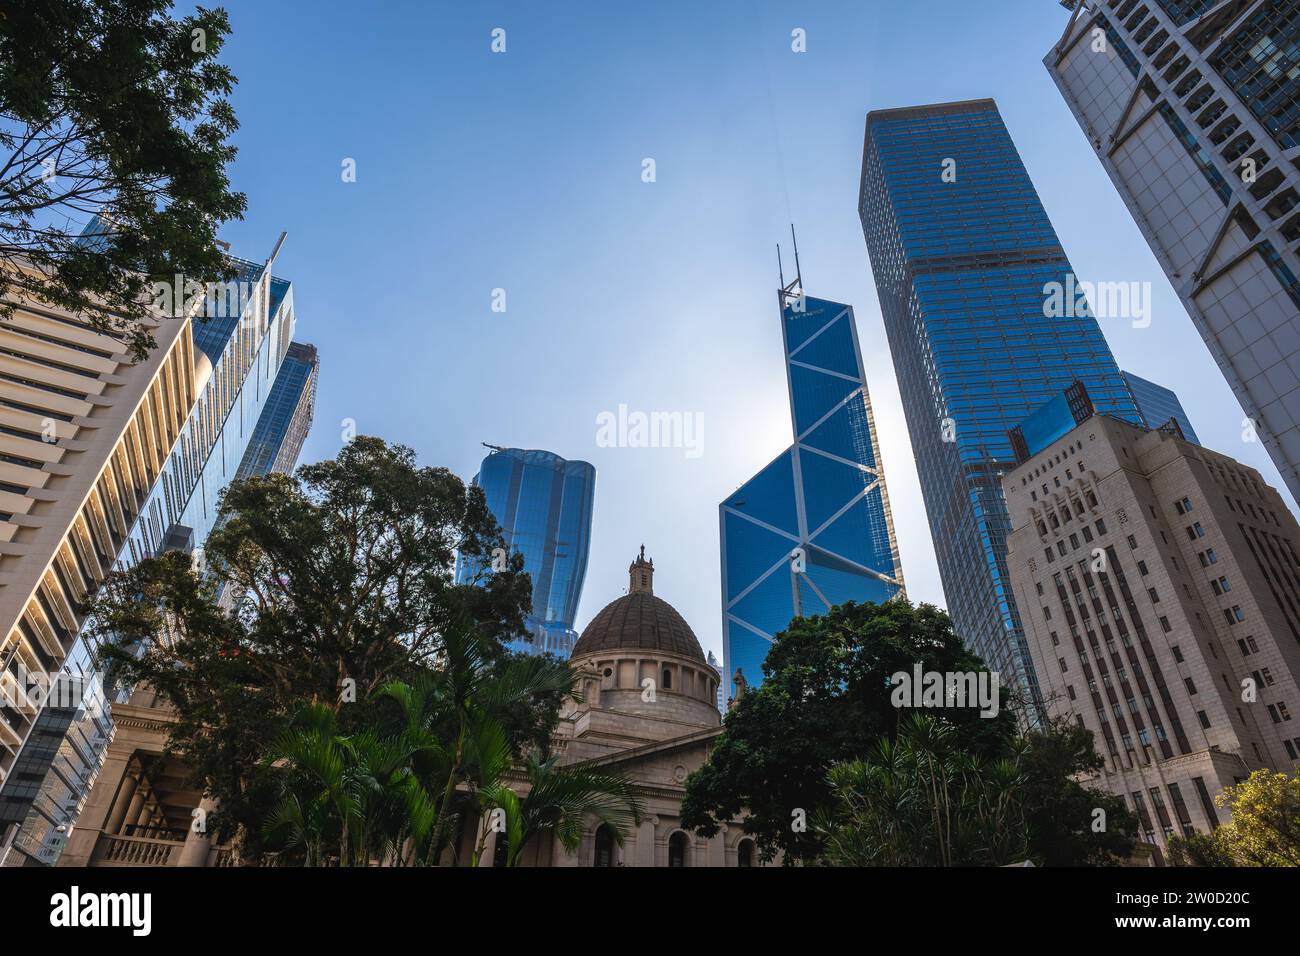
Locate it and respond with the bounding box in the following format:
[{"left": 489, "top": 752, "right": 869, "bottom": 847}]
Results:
[
  {"left": 681, "top": 599, "right": 1136, "bottom": 865},
  {"left": 93, "top": 437, "right": 549, "bottom": 860},
  {"left": 680, "top": 600, "right": 1016, "bottom": 861},
  {"left": 1213, "top": 769, "right": 1300, "bottom": 866},
  {"left": 0, "top": 0, "right": 247, "bottom": 359},
  {"left": 814, "top": 714, "right": 1137, "bottom": 866}
]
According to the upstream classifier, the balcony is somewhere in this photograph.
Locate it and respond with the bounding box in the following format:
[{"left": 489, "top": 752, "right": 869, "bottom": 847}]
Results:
[{"left": 91, "top": 833, "right": 182, "bottom": 866}]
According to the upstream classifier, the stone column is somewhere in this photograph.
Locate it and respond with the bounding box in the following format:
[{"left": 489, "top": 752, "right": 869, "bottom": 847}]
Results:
[
  {"left": 119, "top": 783, "right": 147, "bottom": 835},
  {"left": 707, "top": 825, "right": 727, "bottom": 867},
  {"left": 177, "top": 796, "right": 217, "bottom": 866},
  {"left": 635, "top": 816, "right": 657, "bottom": 867},
  {"left": 99, "top": 759, "right": 138, "bottom": 835}
]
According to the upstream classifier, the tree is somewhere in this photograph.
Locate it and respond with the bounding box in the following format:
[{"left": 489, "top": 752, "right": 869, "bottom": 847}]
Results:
[
  {"left": 1165, "top": 832, "right": 1234, "bottom": 868},
  {"left": 814, "top": 714, "right": 1137, "bottom": 866},
  {"left": 680, "top": 600, "right": 1017, "bottom": 862},
  {"left": 814, "top": 713, "right": 1028, "bottom": 867},
  {"left": 0, "top": 0, "right": 247, "bottom": 359},
  {"left": 93, "top": 437, "right": 537, "bottom": 857},
  {"left": 1213, "top": 769, "right": 1300, "bottom": 867},
  {"left": 1017, "top": 717, "right": 1137, "bottom": 866}
]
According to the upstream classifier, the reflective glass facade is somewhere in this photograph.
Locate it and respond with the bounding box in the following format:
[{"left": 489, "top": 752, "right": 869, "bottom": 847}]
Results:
[
  {"left": 0, "top": 247, "right": 299, "bottom": 866},
  {"left": 455, "top": 448, "right": 596, "bottom": 658},
  {"left": 859, "top": 99, "right": 1140, "bottom": 702},
  {"left": 235, "top": 342, "right": 318, "bottom": 481},
  {"left": 1122, "top": 370, "right": 1200, "bottom": 444},
  {"left": 720, "top": 292, "right": 904, "bottom": 697},
  {"left": 1209, "top": 0, "right": 1300, "bottom": 150}
]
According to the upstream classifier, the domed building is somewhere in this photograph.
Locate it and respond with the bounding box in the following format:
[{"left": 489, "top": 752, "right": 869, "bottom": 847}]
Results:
[{"left": 467, "top": 548, "right": 770, "bottom": 867}]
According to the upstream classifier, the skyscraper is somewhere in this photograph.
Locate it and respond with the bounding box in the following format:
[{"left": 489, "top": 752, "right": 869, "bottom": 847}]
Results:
[
  {"left": 1002, "top": 382, "right": 1300, "bottom": 861},
  {"left": 0, "top": 236, "right": 302, "bottom": 866},
  {"left": 455, "top": 447, "right": 596, "bottom": 658},
  {"left": 859, "top": 99, "right": 1142, "bottom": 702},
  {"left": 234, "top": 341, "right": 319, "bottom": 482},
  {"left": 1047, "top": 0, "right": 1300, "bottom": 505},
  {"left": 720, "top": 270, "right": 905, "bottom": 699},
  {"left": 1123, "top": 369, "right": 1201, "bottom": 443}
]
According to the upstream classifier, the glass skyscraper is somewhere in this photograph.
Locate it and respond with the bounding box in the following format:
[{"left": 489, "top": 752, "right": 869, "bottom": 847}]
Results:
[
  {"left": 1122, "top": 370, "right": 1200, "bottom": 444},
  {"left": 0, "top": 239, "right": 302, "bottom": 866},
  {"left": 235, "top": 342, "right": 319, "bottom": 481},
  {"left": 455, "top": 448, "right": 596, "bottom": 658},
  {"left": 859, "top": 99, "right": 1141, "bottom": 703},
  {"left": 720, "top": 284, "right": 905, "bottom": 698}
]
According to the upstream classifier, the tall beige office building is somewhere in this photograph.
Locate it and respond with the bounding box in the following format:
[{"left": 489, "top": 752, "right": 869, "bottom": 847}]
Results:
[
  {"left": 0, "top": 262, "right": 198, "bottom": 790},
  {"left": 1003, "top": 390, "right": 1300, "bottom": 862}
]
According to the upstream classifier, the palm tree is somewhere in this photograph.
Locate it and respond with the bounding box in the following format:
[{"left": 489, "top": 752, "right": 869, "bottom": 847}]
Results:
[
  {"left": 474, "top": 752, "right": 642, "bottom": 866},
  {"left": 390, "top": 611, "right": 578, "bottom": 864}
]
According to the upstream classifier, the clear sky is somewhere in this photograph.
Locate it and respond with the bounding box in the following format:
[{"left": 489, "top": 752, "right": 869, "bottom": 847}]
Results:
[{"left": 210, "top": 0, "right": 1298, "bottom": 663}]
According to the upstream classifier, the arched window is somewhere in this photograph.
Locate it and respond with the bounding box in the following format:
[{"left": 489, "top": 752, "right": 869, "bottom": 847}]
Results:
[
  {"left": 662, "top": 668, "right": 672, "bottom": 689},
  {"left": 668, "top": 831, "right": 688, "bottom": 867},
  {"left": 737, "top": 839, "right": 754, "bottom": 868},
  {"left": 593, "top": 825, "right": 614, "bottom": 867}
]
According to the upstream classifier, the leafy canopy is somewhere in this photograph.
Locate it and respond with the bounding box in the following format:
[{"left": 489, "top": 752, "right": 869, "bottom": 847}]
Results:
[{"left": 0, "top": 0, "right": 247, "bottom": 358}]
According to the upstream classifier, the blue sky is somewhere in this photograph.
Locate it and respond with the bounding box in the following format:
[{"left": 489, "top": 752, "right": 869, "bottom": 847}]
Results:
[{"left": 210, "top": 0, "right": 1297, "bottom": 663}]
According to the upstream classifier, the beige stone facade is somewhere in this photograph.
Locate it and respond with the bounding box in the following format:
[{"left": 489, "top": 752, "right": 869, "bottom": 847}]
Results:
[
  {"left": 1004, "top": 412, "right": 1300, "bottom": 862},
  {"left": 0, "top": 265, "right": 199, "bottom": 788}
]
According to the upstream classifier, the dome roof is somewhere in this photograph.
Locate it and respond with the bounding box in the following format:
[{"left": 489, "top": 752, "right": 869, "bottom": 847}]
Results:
[{"left": 571, "top": 548, "right": 705, "bottom": 663}]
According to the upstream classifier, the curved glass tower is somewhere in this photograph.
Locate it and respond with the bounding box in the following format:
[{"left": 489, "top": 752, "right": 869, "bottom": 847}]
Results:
[
  {"left": 456, "top": 447, "right": 596, "bottom": 658},
  {"left": 720, "top": 280, "right": 905, "bottom": 698}
]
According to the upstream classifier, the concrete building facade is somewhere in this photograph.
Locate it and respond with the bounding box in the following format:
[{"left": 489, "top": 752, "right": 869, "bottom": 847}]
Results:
[
  {"left": 1003, "top": 400, "right": 1300, "bottom": 861},
  {"left": 1047, "top": 0, "right": 1300, "bottom": 505},
  {"left": 0, "top": 262, "right": 197, "bottom": 859}
]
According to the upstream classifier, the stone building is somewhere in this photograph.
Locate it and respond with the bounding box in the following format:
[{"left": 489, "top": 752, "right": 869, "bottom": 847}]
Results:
[
  {"left": 456, "top": 547, "right": 768, "bottom": 867},
  {"left": 1003, "top": 390, "right": 1300, "bottom": 863}
]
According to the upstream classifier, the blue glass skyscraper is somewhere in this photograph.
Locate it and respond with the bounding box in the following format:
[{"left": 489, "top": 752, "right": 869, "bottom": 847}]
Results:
[
  {"left": 1122, "top": 370, "right": 1200, "bottom": 445},
  {"left": 720, "top": 273, "right": 905, "bottom": 698},
  {"left": 859, "top": 99, "right": 1141, "bottom": 702},
  {"left": 456, "top": 447, "right": 596, "bottom": 658},
  {"left": 235, "top": 342, "right": 319, "bottom": 481}
]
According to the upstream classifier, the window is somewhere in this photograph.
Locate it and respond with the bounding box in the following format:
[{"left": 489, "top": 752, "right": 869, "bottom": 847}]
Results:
[
  {"left": 1148, "top": 588, "right": 1160, "bottom": 603},
  {"left": 593, "top": 825, "right": 614, "bottom": 867},
  {"left": 1127, "top": 535, "right": 1138, "bottom": 549},
  {"left": 1184, "top": 677, "right": 1198, "bottom": 695},
  {"left": 1207, "top": 548, "right": 1218, "bottom": 564},
  {"left": 1218, "top": 576, "right": 1231, "bottom": 592},
  {"left": 1233, "top": 606, "right": 1244, "bottom": 622},
  {"left": 1138, "top": 560, "right": 1148, "bottom": 576},
  {"left": 1197, "top": 710, "right": 1211, "bottom": 729},
  {"left": 1172, "top": 644, "right": 1183, "bottom": 662},
  {"left": 737, "top": 839, "right": 754, "bottom": 868},
  {"left": 1096, "top": 518, "right": 1107, "bottom": 535},
  {"left": 668, "top": 831, "right": 688, "bottom": 868},
  {"left": 1059, "top": 657, "right": 1068, "bottom": 673},
  {"left": 1281, "top": 702, "right": 1292, "bottom": 722},
  {"left": 662, "top": 668, "right": 672, "bottom": 689},
  {"left": 1160, "top": 616, "right": 1172, "bottom": 633}
]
